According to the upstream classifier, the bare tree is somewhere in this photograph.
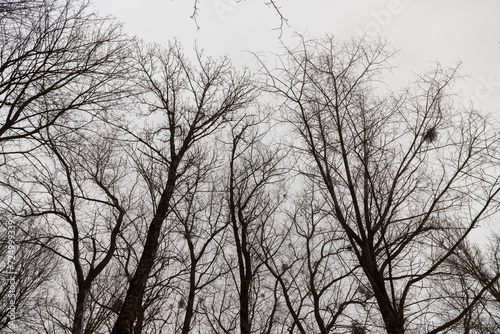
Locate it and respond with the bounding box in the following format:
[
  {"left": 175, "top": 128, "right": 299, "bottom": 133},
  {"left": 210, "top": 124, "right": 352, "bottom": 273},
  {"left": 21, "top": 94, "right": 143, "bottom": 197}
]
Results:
[
  {"left": 261, "top": 35, "right": 500, "bottom": 333},
  {"left": 1, "top": 119, "right": 138, "bottom": 334},
  {"left": 111, "top": 42, "right": 254, "bottom": 333},
  {"left": 0, "top": 4, "right": 135, "bottom": 329},
  {"left": 221, "top": 116, "right": 287, "bottom": 334},
  {"left": 0, "top": 0, "right": 133, "bottom": 147}
]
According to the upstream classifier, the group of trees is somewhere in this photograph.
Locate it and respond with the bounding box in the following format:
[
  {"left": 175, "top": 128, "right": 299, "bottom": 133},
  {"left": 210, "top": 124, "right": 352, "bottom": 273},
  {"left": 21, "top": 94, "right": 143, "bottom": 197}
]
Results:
[{"left": 1, "top": 1, "right": 499, "bottom": 333}]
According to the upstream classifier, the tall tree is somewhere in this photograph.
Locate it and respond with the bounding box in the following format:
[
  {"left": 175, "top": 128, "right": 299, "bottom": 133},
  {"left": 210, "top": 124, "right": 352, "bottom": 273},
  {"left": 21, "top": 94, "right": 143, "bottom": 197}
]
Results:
[
  {"left": 0, "top": 1, "right": 135, "bottom": 331},
  {"left": 112, "top": 42, "right": 254, "bottom": 333},
  {"left": 226, "top": 117, "right": 286, "bottom": 334},
  {"left": 261, "top": 35, "right": 500, "bottom": 333},
  {"left": 1, "top": 120, "right": 137, "bottom": 334}
]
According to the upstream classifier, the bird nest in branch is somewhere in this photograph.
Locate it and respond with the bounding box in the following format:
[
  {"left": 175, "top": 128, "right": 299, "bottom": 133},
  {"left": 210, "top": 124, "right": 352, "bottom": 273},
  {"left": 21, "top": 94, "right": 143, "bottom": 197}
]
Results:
[{"left": 423, "top": 126, "right": 438, "bottom": 143}]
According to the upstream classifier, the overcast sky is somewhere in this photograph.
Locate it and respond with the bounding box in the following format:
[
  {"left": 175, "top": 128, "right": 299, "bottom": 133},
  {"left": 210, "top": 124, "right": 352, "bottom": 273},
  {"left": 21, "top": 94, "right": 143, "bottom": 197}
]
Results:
[
  {"left": 91, "top": 0, "right": 500, "bottom": 113},
  {"left": 88, "top": 0, "right": 500, "bottom": 241}
]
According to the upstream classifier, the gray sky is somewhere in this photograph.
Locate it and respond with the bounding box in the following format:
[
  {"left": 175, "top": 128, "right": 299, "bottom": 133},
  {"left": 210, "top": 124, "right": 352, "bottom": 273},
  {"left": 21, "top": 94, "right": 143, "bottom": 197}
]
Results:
[
  {"left": 90, "top": 0, "right": 500, "bottom": 240},
  {"left": 91, "top": 0, "right": 499, "bottom": 112}
]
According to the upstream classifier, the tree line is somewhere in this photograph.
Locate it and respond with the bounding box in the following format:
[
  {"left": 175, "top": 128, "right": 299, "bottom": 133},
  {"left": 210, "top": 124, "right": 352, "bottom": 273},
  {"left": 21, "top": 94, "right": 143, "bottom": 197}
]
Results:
[{"left": 1, "top": 1, "right": 500, "bottom": 333}]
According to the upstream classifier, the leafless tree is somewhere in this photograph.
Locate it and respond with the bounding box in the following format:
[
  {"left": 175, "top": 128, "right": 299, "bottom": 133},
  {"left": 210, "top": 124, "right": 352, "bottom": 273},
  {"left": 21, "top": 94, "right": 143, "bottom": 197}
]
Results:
[
  {"left": 1, "top": 5, "right": 135, "bottom": 329},
  {"left": 111, "top": 41, "right": 255, "bottom": 333},
  {"left": 260, "top": 35, "right": 500, "bottom": 333},
  {"left": 220, "top": 116, "right": 287, "bottom": 334},
  {"left": 1, "top": 119, "right": 138, "bottom": 334},
  {"left": 0, "top": 0, "right": 133, "bottom": 148}
]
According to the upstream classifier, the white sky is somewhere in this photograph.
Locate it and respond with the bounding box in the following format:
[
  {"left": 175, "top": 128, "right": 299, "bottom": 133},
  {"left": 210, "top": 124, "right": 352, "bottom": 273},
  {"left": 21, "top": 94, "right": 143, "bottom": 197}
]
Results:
[
  {"left": 91, "top": 0, "right": 500, "bottom": 114},
  {"left": 90, "top": 0, "right": 500, "bottom": 239}
]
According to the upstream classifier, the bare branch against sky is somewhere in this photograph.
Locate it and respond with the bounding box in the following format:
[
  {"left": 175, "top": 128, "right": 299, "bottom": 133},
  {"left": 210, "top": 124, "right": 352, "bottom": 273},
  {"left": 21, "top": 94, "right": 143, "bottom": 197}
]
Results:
[{"left": 1, "top": 1, "right": 499, "bottom": 333}]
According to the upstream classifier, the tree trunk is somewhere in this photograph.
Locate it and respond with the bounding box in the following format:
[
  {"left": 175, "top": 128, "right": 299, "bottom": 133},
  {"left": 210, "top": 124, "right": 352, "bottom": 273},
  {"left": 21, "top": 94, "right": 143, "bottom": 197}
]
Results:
[
  {"left": 133, "top": 305, "right": 145, "bottom": 334},
  {"left": 72, "top": 286, "right": 89, "bottom": 334},
  {"left": 112, "top": 159, "right": 180, "bottom": 334},
  {"left": 181, "top": 244, "right": 197, "bottom": 334},
  {"left": 365, "top": 262, "right": 405, "bottom": 334},
  {"left": 240, "top": 274, "right": 251, "bottom": 334}
]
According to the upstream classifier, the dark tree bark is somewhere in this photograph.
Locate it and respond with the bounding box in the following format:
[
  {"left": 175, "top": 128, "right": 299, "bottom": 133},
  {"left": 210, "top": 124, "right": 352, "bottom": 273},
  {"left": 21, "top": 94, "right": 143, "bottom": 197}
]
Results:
[{"left": 111, "top": 43, "right": 254, "bottom": 333}]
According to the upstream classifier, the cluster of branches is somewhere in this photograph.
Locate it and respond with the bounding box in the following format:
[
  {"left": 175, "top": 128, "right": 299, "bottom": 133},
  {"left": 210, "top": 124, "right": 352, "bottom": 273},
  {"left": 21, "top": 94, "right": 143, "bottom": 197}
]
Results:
[{"left": 1, "top": 1, "right": 500, "bottom": 334}]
